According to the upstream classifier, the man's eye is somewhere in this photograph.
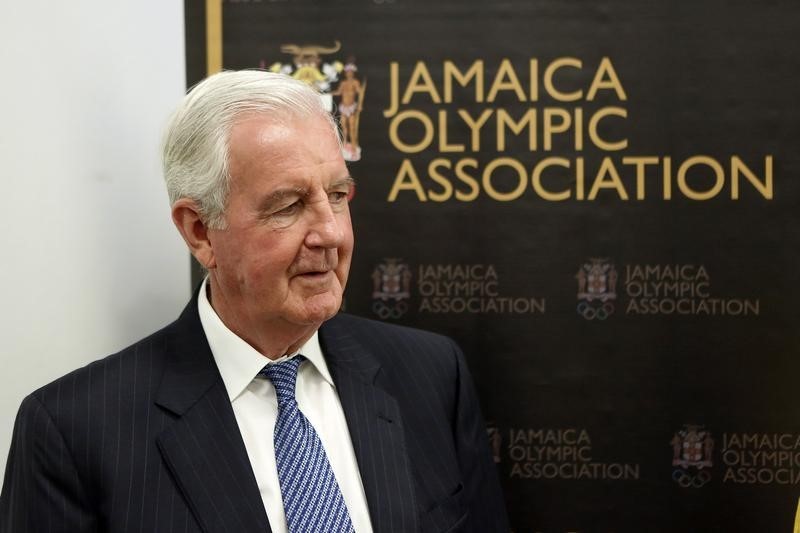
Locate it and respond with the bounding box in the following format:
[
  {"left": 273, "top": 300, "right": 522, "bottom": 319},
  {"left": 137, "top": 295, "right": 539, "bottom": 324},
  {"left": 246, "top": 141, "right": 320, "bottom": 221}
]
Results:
[
  {"left": 274, "top": 202, "right": 301, "bottom": 216},
  {"left": 329, "top": 191, "right": 349, "bottom": 204}
]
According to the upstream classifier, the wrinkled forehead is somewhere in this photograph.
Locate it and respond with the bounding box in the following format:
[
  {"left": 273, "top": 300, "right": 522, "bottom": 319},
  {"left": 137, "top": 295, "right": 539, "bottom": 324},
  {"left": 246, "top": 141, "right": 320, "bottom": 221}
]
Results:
[
  {"left": 229, "top": 108, "right": 339, "bottom": 146},
  {"left": 228, "top": 111, "right": 338, "bottom": 151},
  {"left": 226, "top": 113, "right": 346, "bottom": 187}
]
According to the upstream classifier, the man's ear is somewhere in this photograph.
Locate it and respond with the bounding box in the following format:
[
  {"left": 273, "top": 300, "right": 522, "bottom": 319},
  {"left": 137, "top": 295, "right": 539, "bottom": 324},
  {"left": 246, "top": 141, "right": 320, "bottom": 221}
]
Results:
[{"left": 171, "top": 198, "right": 217, "bottom": 269}]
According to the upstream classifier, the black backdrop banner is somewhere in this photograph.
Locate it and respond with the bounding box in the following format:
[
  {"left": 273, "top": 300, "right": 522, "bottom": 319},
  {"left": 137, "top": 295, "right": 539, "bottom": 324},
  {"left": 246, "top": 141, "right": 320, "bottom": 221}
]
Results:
[{"left": 185, "top": 1, "right": 800, "bottom": 531}]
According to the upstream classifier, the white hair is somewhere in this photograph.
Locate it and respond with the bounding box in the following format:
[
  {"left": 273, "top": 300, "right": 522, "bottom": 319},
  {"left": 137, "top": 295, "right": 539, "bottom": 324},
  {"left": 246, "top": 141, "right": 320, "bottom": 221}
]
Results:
[{"left": 162, "top": 70, "right": 339, "bottom": 229}]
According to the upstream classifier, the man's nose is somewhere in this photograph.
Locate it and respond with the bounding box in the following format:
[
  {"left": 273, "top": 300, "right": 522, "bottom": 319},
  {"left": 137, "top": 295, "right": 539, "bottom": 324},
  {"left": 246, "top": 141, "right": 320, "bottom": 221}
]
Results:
[{"left": 305, "top": 200, "right": 346, "bottom": 248}]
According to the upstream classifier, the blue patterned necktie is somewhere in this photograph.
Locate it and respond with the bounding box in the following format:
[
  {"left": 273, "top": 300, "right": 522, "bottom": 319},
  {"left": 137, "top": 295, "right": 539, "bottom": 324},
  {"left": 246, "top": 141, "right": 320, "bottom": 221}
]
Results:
[{"left": 259, "top": 356, "right": 356, "bottom": 533}]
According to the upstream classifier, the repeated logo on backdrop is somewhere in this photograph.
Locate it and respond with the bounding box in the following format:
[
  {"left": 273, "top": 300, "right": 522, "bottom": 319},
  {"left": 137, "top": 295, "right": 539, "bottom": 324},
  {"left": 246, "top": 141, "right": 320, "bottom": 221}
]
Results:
[
  {"left": 671, "top": 425, "right": 714, "bottom": 488},
  {"left": 482, "top": 423, "right": 800, "bottom": 489},
  {"left": 722, "top": 433, "right": 800, "bottom": 485},
  {"left": 371, "top": 258, "right": 412, "bottom": 319},
  {"left": 576, "top": 258, "right": 760, "bottom": 320},
  {"left": 370, "top": 259, "right": 545, "bottom": 318},
  {"left": 500, "top": 427, "right": 640, "bottom": 481},
  {"left": 368, "top": 257, "right": 759, "bottom": 320},
  {"left": 576, "top": 258, "right": 618, "bottom": 320}
]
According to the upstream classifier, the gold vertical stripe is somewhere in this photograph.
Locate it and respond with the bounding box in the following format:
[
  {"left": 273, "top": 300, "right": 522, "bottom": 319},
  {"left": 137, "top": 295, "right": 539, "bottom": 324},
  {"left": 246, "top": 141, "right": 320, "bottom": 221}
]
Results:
[
  {"left": 206, "top": 0, "right": 223, "bottom": 75},
  {"left": 794, "top": 497, "right": 800, "bottom": 533}
]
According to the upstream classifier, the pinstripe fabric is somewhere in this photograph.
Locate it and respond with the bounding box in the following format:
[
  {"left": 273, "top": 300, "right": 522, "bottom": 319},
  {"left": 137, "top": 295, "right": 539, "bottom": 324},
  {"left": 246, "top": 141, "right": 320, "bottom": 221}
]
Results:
[
  {"left": 1, "top": 294, "right": 508, "bottom": 532},
  {"left": 321, "top": 314, "right": 509, "bottom": 533},
  {"left": 1, "top": 300, "right": 268, "bottom": 533}
]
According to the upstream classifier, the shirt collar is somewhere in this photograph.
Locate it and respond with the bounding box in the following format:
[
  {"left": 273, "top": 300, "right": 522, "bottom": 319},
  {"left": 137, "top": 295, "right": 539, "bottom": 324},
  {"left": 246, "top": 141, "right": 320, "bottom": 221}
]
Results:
[{"left": 197, "top": 277, "right": 335, "bottom": 402}]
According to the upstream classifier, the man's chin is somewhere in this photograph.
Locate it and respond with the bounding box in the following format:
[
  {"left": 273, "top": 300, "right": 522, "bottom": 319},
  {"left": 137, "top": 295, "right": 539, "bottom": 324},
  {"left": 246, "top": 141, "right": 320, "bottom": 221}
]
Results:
[{"left": 288, "top": 293, "right": 342, "bottom": 326}]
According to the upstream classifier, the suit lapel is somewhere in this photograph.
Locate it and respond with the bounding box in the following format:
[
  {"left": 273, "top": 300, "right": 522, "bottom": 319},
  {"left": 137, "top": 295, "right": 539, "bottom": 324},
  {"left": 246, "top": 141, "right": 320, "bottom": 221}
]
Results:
[
  {"left": 154, "top": 299, "right": 270, "bottom": 533},
  {"left": 320, "top": 316, "right": 418, "bottom": 533}
]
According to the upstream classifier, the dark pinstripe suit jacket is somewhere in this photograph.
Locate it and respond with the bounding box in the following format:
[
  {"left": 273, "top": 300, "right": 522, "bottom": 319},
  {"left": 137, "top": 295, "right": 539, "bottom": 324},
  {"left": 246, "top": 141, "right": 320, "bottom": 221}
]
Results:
[{"left": 1, "top": 296, "right": 508, "bottom": 532}]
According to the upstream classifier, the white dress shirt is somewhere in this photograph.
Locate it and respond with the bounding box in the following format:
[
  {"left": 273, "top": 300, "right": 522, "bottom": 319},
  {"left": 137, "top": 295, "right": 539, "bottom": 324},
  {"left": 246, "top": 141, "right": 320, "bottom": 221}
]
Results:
[{"left": 197, "top": 279, "right": 373, "bottom": 533}]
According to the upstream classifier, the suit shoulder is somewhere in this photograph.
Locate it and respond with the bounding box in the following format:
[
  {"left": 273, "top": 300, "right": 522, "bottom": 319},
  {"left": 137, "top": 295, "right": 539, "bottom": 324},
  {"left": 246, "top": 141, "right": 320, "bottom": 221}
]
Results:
[
  {"left": 324, "top": 313, "right": 460, "bottom": 373},
  {"left": 28, "top": 321, "right": 176, "bottom": 410}
]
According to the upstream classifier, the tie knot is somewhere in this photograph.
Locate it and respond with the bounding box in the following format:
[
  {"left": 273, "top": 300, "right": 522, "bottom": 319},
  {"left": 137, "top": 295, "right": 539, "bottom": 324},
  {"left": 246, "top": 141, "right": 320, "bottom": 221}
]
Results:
[{"left": 259, "top": 355, "right": 304, "bottom": 406}]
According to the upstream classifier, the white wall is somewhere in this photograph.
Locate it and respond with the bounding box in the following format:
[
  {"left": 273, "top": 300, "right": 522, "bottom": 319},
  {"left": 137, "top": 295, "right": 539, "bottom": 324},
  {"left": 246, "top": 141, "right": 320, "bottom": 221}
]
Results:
[{"left": 0, "top": 2, "right": 190, "bottom": 478}]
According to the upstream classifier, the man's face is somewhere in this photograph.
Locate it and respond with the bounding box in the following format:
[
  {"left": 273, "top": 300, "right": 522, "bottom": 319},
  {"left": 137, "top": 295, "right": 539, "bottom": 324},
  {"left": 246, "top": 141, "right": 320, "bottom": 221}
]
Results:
[{"left": 206, "top": 114, "right": 353, "bottom": 340}]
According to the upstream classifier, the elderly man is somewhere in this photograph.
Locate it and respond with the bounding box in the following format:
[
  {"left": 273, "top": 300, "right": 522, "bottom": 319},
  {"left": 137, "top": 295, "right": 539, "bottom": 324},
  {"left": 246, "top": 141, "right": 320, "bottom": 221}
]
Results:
[{"left": 1, "top": 71, "right": 508, "bottom": 532}]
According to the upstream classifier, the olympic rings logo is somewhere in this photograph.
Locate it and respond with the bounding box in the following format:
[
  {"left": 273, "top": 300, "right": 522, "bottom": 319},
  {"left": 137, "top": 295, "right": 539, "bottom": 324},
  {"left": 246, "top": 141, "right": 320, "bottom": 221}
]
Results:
[
  {"left": 672, "top": 468, "right": 711, "bottom": 488},
  {"left": 372, "top": 300, "right": 408, "bottom": 319},
  {"left": 577, "top": 301, "right": 615, "bottom": 320}
]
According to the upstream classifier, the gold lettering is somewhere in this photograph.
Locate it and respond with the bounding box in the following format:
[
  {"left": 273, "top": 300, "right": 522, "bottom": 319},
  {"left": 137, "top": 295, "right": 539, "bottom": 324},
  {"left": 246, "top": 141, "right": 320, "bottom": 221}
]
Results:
[
  {"left": 384, "top": 61, "right": 400, "bottom": 118},
  {"left": 588, "top": 157, "right": 629, "bottom": 200},
  {"left": 496, "top": 109, "right": 537, "bottom": 151},
  {"left": 455, "top": 158, "right": 480, "bottom": 201},
  {"left": 483, "top": 158, "right": 527, "bottom": 201},
  {"left": 663, "top": 156, "right": 672, "bottom": 200},
  {"left": 487, "top": 59, "right": 526, "bottom": 102},
  {"left": 588, "top": 107, "right": 628, "bottom": 151},
  {"left": 388, "top": 110, "right": 434, "bottom": 153},
  {"left": 731, "top": 155, "right": 773, "bottom": 199},
  {"left": 543, "top": 108, "right": 572, "bottom": 150},
  {"left": 623, "top": 156, "right": 660, "bottom": 200},
  {"left": 457, "top": 109, "right": 493, "bottom": 151},
  {"left": 428, "top": 158, "right": 454, "bottom": 202},
  {"left": 401, "top": 61, "right": 442, "bottom": 105},
  {"left": 544, "top": 57, "right": 583, "bottom": 102},
  {"left": 587, "top": 57, "right": 627, "bottom": 101},
  {"left": 532, "top": 157, "right": 571, "bottom": 201},
  {"left": 677, "top": 156, "right": 724, "bottom": 200},
  {"left": 388, "top": 159, "right": 427, "bottom": 201},
  {"left": 443, "top": 60, "right": 484, "bottom": 103},
  {"left": 438, "top": 110, "right": 465, "bottom": 152},
  {"left": 529, "top": 58, "right": 539, "bottom": 101}
]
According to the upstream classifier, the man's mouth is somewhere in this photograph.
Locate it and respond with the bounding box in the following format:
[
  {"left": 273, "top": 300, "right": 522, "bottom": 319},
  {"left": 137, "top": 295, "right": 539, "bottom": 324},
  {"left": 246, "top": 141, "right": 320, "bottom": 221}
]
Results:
[
  {"left": 294, "top": 268, "right": 334, "bottom": 280},
  {"left": 299, "top": 270, "right": 329, "bottom": 277},
  {"left": 293, "top": 257, "right": 338, "bottom": 280}
]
